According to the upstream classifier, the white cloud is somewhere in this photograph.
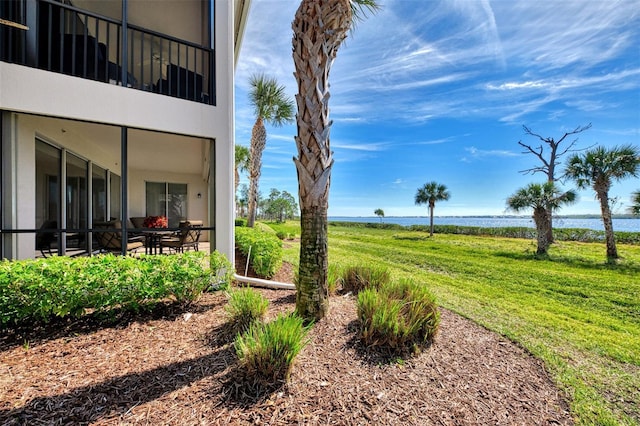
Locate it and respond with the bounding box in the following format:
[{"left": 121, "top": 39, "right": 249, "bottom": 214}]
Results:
[
  {"left": 465, "top": 146, "right": 519, "bottom": 158},
  {"left": 486, "top": 81, "right": 547, "bottom": 91},
  {"left": 333, "top": 142, "right": 388, "bottom": 152}
]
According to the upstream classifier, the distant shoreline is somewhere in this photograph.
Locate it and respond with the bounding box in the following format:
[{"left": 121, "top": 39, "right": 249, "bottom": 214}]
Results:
[
  {"left": 329, "top": 214, "right": 637, "bottom": 220},
  {"left": 326, "top": 215, "right": 639, "bottom": 232}
]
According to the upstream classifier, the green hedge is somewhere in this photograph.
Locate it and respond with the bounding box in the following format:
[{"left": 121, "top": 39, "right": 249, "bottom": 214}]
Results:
[
  {"left": 408, "top": 225, "right": 640, "bottom": 244},
  {"left": 235, "top": 227, "right": 283, "bottom": 279},
  {"left": 328, "top": 221, "right": 639, "bottom": 245},
  {"left": 0, "top": 251, "right": 233, "bottom": 327}
]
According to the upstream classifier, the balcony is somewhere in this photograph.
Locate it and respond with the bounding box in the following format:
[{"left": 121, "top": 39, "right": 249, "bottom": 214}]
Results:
[{"left": 0, "top": 0, "right": 214, "bottom": 105}]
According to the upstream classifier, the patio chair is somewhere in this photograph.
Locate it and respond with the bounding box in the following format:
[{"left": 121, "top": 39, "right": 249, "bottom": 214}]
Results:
[
  {"left": 36, "top": 220, "right": 58, "bottom": 257},
  {"left": 94, "top": 220, "right": 144, "bottom": 254},
  {"left": 128, "top": 216, "right": 147, "bottom": 239},
  {"left": 129, "top": 217, "right": 147, "bottom": 229},
  {"left": 160, "top": 220, "right": 202, "bottom": 253}
]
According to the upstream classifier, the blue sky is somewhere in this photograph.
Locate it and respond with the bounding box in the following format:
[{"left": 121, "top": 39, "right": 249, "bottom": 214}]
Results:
[{"left": 234, "top": 0, "right": 640, "bottom": 217}]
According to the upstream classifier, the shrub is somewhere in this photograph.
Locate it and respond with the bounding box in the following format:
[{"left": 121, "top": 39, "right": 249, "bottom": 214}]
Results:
[
  {"left": 0, "top": 251, "right": 233, "bottom": 327},
  {"left": 234, "top": 313, "right": 310, "bottom": 385},
  {"left": 235, "top": 227, "right": 283, "bottom": 278},
  {"left": 255, "top": 222, "right": 277, "bottom": 234},
  {"left": 208, "top": 251, "right": 235, "bottom": 291},
  {"left": 357, "top": 279, "right": 440, "bottom": 354},
  {"left": 225, "top": 287, "right": 269, "bottom": 333},
  {"left": 276, "top": 231, "right": 287, "bottom": 240},
  {"left": 340, "top": 264, "right": 391, "bottom": 294},
  {"left": 235, "top": 218, "right": 247, "bottom": 227}
]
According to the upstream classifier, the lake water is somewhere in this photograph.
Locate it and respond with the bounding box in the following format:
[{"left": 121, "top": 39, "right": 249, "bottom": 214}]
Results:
[{"left": 328, "top": 216, "right": 640, "bottom": 232}]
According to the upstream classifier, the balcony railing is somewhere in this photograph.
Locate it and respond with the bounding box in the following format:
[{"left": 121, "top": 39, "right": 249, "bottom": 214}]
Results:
[{"left": 0, "top": 0, "right": 214, "bottom": 105}]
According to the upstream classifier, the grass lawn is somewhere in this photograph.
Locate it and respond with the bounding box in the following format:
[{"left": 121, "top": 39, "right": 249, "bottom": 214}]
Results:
[{"left": 266, "top": 221, "right": 640, "bottom": 426}]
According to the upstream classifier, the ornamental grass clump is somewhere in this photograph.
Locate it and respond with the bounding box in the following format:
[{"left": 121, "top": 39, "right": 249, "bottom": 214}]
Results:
[
  {"left": 234, "top": 313, "right": 311, "bottom": 385},
  {"left": 340, "top": 264, "right": 391, "bottom": 294},
  {"left": 357, "top": 279, "right": 440, "bottom": 354},
  {"left": 327, "top": 263, "right": 342, "bottom": 295},
  {"left": 225, "top": 287, "right": 269, "bottom": 333}
]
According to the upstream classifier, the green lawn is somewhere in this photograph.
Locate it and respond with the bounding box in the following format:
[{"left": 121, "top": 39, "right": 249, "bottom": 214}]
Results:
[{"left": 265, "top": 221, "right": 640, "bottom": 426}]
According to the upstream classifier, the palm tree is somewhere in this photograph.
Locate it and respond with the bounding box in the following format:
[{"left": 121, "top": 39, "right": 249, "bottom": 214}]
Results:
[
  {"left": 237, "top": 184, "right": 249, "bottom": 218},
  {"left": 565, "top": 145, "right": 640, "bottom": 260},
  {"left": 415, "top": 182, "right": 451, "bottom": 237},
  {"left": 246, "top": 74, "right": 294, "bottom": 228},
  {"left": 629, "top": 190, "right": 640, "bottom": 216},
  {"left": 292, "top": 0, "right": 379, "bottom": 320},
  {"left": 374, "top": 208, "right": 384, "bottom": 222},
  {"left": 506, "top": 182, "right": 577, "bottom": 255},
  {"left": 235, "top": 145, "right": 250, "bottom": 195}
]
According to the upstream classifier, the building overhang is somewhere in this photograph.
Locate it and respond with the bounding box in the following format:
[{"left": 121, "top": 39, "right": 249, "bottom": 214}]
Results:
[{"left": 234, "top": 0, "right": 252, "bottom": 65}]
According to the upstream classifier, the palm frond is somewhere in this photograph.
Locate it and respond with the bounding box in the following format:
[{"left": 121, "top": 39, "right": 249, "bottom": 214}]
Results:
[{"left": 351, "top": 0, "right": 381, "bottom": 22}]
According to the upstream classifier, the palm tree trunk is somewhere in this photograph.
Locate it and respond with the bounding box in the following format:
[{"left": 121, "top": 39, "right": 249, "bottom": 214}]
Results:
[
  {"left": 429, "top": 202, "right": 435, "bottom": 237},
  {"left": 247, "top": 117, "right": 266, "bottom": 228},
  {"left": 534, "top": 208, "right": 550, "bottom": 255},
  {"left": 545, "top": 207, "right": 554, "bottom": 244},
  {"left": 292, "top": 0, "right": 351, "bottom": 320},
  {"left": 297, "top": 205, "right": 329, "bottom": 319},
  {"left": 596, "top": 188, "right": 618, "bottom": 260}
]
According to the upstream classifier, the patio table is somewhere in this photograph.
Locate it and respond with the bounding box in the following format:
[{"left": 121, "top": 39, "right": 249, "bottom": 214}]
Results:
[{"left": 141, "top": 230, "right": 173, "bottom": 255}]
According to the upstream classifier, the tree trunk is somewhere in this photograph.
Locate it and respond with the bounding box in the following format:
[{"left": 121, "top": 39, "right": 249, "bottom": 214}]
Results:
[
  {"left": 292, "top": 0, "right": 351, "bottom": 320},
  {"left": 545, "top": 207, "right": 554, "bottom": 244},
  {"left": 429, "top": 201, "right": 435, "bottom": 237},
  {"left": 247, "top": 117, "right": 266, "bottom": 228},
  {"left": 296, "top": 205, "right": 329, "bottom": 319},
  {"left": 533, "top": 208, "right": 550, "bottom": 255},
  {"left": 596, "top": 186, "right": 618, "bottom": 260}
]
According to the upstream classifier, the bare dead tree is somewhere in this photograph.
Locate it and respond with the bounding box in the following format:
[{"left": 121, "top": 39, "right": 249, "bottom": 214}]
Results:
[
  {"left": 517, "top": 123, "right": 592, "bottom": 244},
  {"left": 518, "top": 123, "right": 593, "bottom": 182}
]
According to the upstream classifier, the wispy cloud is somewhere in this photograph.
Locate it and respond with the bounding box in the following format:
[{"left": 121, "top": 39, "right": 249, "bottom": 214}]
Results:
[
  {"left": 333, "top": 142, "right": 389, "bottom": 152},
  {"left": 495, "top": 1, "right": 640, "bottom": 71},
  {"left": 486, "top": 81, "right": 547, "bottom": 91},
  {"left": 464, "top": 146, "right": 519, "bottom": 159}
]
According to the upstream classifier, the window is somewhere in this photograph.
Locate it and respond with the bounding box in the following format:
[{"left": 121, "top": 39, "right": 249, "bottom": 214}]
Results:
[
  {"left": 92, "top": 164, "right": 107, "bottom": 222},
  {"left": 145, "top": 182, "right": 187, "bottom": 227},
  {"left": 35, "top": 139, "right": 121, "bottom": 255}
]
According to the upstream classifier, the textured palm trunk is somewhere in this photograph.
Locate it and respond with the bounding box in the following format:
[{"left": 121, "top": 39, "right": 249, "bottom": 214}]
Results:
[
  {"left": 595, "top": 186, "right": 618, "bottom": 260},
  {"left": 546, "top": 175, "right": 555, "bottom": 244},
  {"left": 292, "top": 0, "right": 351, "bottom": 320},
  {"left": 247, "top": 117, "right": 266, "bottom": 228},
  {"left": 545, "top": 207, "right": 554, "bottom": 244},
  {"left": 533, "top": 208, "right": 551, "bottom": 255},
  {"left": 429, "top": 202, "right": 435, "bottom": 237}
]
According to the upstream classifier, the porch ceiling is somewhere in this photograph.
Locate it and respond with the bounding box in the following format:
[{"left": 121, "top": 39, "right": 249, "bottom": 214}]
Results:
[{"left": 42, "top": 117, "right": 205, "bottom": 175}]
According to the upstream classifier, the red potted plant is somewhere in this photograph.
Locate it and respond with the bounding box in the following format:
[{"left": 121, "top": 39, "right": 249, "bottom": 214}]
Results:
[{"left": 143, "top": 215, "right": 168, "bottom": 228}]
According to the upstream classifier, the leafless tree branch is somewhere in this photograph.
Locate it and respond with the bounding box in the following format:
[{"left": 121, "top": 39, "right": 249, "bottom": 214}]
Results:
[{"left": 517, "top": 123, "right": 592, "bottom": 182}]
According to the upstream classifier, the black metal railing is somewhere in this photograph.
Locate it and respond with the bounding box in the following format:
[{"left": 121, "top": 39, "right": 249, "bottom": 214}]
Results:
[
  {"left": 128, "top": 24, "right": 213, "bottom": 104},
  {"left": 36, "top": 0, "right": 123, "bottom": 84},
  {"left": 1, "top": 0, "right": 214, "bottom": 105},
  {"left": 1, "top": 225, "right": 215, "bottom": 259},
  {"left": 0, "top": 0, "right": 27, "bottom": 64}
]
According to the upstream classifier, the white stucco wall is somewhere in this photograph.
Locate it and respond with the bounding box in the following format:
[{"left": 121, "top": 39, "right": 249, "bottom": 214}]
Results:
[{"left": 214, "top": 0, "right": 236, "bottom": 264}]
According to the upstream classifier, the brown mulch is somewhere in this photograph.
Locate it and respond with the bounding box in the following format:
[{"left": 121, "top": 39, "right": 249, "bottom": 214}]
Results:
[{"left": 0, "top": 261, "right": 573, "bottom": 425}]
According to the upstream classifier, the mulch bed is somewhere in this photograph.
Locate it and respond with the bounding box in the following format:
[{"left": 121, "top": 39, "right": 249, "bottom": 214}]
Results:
[{"left": 0, "top": 260, "right": 573, "bottom": 425}]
